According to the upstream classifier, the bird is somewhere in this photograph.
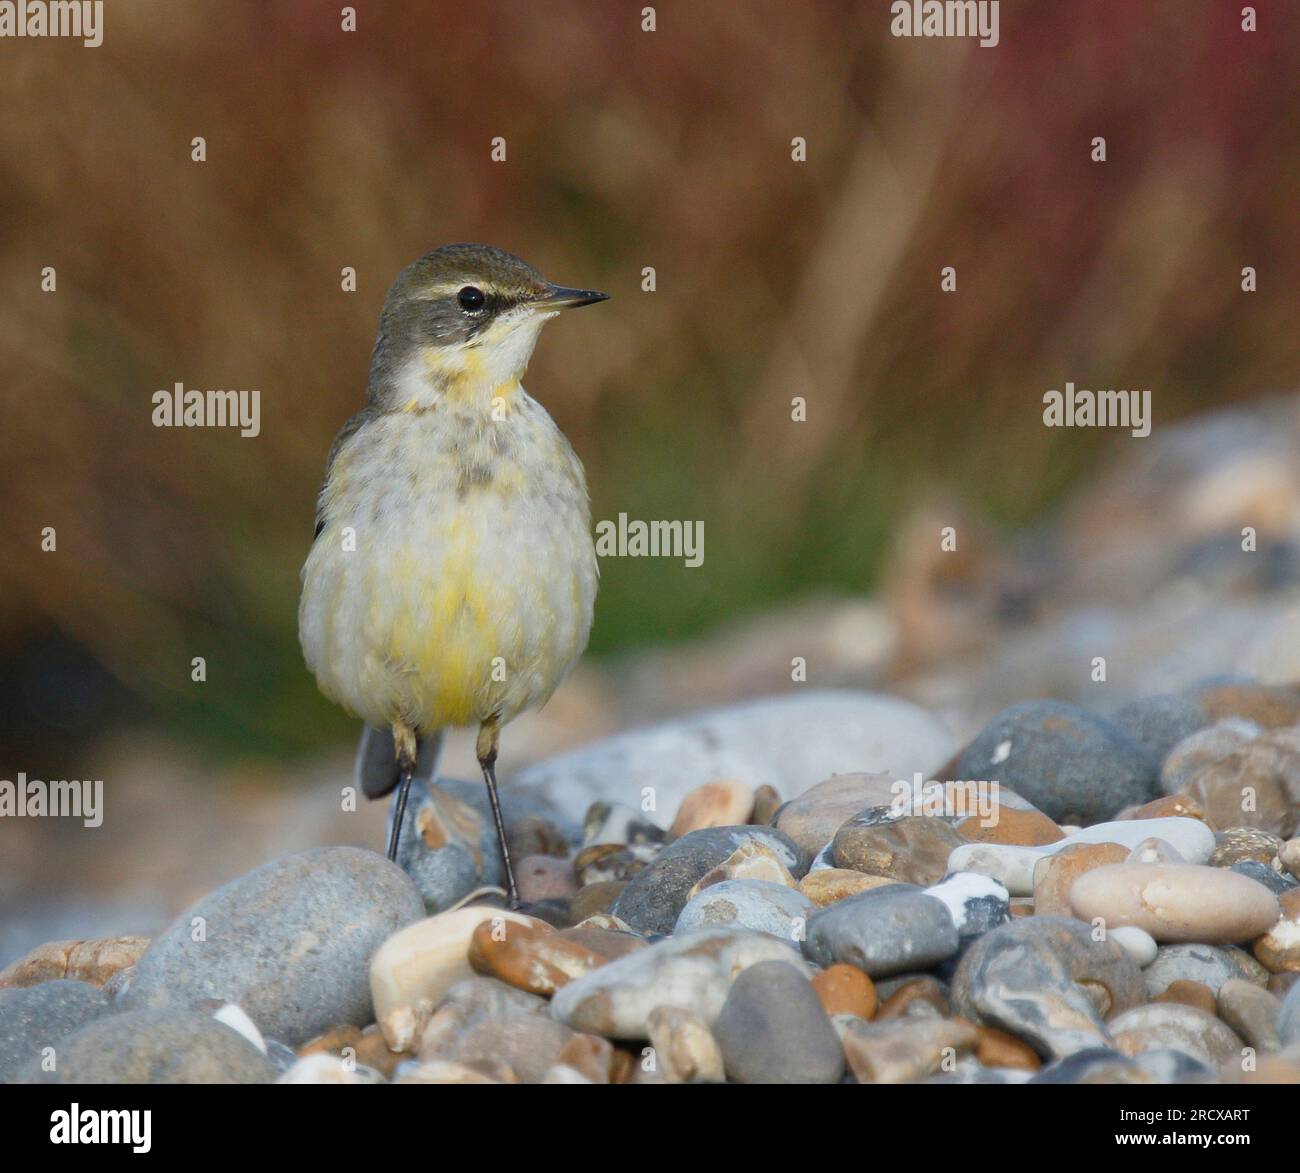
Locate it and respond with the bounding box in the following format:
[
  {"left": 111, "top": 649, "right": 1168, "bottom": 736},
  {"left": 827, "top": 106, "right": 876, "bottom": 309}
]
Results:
[{"left": 298, "top": 243, "right": 606, "bottom": 907}]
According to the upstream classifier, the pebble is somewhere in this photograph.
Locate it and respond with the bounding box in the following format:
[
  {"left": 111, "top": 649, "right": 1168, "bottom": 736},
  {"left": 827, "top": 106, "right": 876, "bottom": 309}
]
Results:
[
  {"left": 369, "top": 907, "right": 545, "bottom": 1050},
  {"left": 1069, "top": 863, "right": 1281, "bottom": 943},
  {"left": 582, "top": 802, "right": 667, "bottom": 850},
  {"left": 574, "top": 844, "right": 647, "bottom": 886},
  {"left": 515, "top": 855, "right": 578, "bottom": 904},
  {"left": 1109, "top": 693, "right": 1210, "bottom": 766},
  {"left": 1232, "top": 860, "right": 1297, "bottom": 896},
  {"left": 949, "top": 816, "right": 1217, "bottom": 895},
  {"left": 687, "top": 840, "right": 798, "bottom": 896},
  {"left": 610, "top": 825, "right": 806, "bottom": 935},
  {"left": 549, "top": 927, "right": 809, "bottom": 1039},
  {"left": 393, "top": 1058, "right": 504, "bottom": 1084},
  {"left": 121, "top": 847, "right": 424, "bottom": 1047},
  {"left": 841, "top": 1015, "right": 977, "bottom": 1084},
  {"left": 1109, "top": 925, "right": 1159, "bottom": 968},
  {"left": 1279, "top": 981, "right": 1300, "bottom": 1046},
  {"left": 955, "top": 807, "right": 1064, "bottom": 846},
  {"left": 568, "top": 881, "right": 626, "bottom": 922},
  {"left": 669, "top": 778, "right": 755, "bottom": 836},
  {"left": 0, "top": 936, "right": 150, "bottom": 990},
  {"left": 1212, "top": 826, "right": 1285, "bottom": 868},
  {"left": 1281, "top": 837, "right": 1300, "bottom": 880},
  {"left": 877, "top": 975, "right": 949, "bottom": 1019},
  {"left": 1164, "top": 723, "right": 1300, "bottom": 836},
  {"left": 712, "top": 960, "right": 844, "bottom": 1084},
  {"left": 1253, "top": 888, "right": 1300, "bottom": 973},
  {"left": 923, "top": 872, "right": 1009, "bottom": 937},
  {"left": 973, "top": 1024, "right": 1041, "bottom": 1070},
  {"left": 404, "top": 783, "right": 502, "bottom": 890},
  {"left": 803, "top": 886, "right": 959, "bottom": 977},
  {"left": 1117, "top": 794, "right": 1211, "bottom": 824},
  {"left": 1217, "top": 979, "right": 1282, "bottom": 1051},
  {"left": 403, "top": 843, "right": 479, "bottom": 913},
  {"left": 0, "top": 980, "right": 112, "bottom": 1081},
  {"left": 1154, "top": 980, "right": 1217, "bottom": 1015},
  {"left": 18, "top": 1008, "right": 277, "bottom": 1084},
  {"left": 953, "top": 700, "right": 1158, "bottom": 824},
  {"left": 1032, "top": 842, "right": 1129, "bottom": 917},
  {"left": 751, "top": 784, "right": 782, "bottom": 826},
  {"left": 674, "top": 879, "right": 813, "bottom": 941},
  {"left": 506, "top": 814, "right": 571, "bottom": 861},
  {"left": 645, "top": 1005, "right": 724, "bottom": 1083},
  {"left": 950, "top": 916, "right": 1144, "bottom": 1058},
  {"left": 1127, "top": 837, "right": 1186, "bottom": 865},
  {"left": 278, "top": 1053, "right": 382, "bottom": 1084},
  {"left": 832, "top": 814, "right": 965, "bottom": 885},
  {"left": 1192, "top": 681, "right": 1300, "bottom": 729},
  {"left": 515, "top": 691, "right": 955, "bottom": 827},
  {"left": 1029, "top": 1047, "right": 1148, "bottom": 1085},
  {"left": 1108, "top": 1003, "right": 1245, "bottom": 1069},
  {"left": 811, "top": 963, "right": 877, "bottom": 1019},
  {"left": 425, "top": 1010, "right": 576, "bottom": 1083},
  {"left": 774, "top": 773, "right": 903, "bottom": 856},
  {"left": 468, "top": 918, "right": 645, "bottom": 996},
  {"left": 1144, "top": 944, "right": 1260, "bottom": 998},
  {"left": 798, "top": 869, "right": 895, "bottom": 907}
]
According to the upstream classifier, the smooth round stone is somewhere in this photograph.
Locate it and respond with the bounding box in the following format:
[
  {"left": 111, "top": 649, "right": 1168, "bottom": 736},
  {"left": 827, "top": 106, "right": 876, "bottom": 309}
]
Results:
[
  {"left": 645, "top": 1005, "right": 724, "bottom": 1083},
  {"left": 956, "top": 807, "right": 1064, "bottom": 846},
  {"left": 514, "top": 691, "right": 955, "bottom": 827},
  {"left": 950, "top": 916, "right": 1144, "bottom": 1059},
  {"left": 0, "top": 980, "right": 112, "bottom": 1081},
  {"left": 1217, "top": 979, "right": 1282, "bottom": 1051},
  {"left": 1109, "top": 926, "right": 1159, "bottom": 968},
  {"left": 1166, "top": 724, "right": 1300, "bottom": 836},
  {"left": 427, "top": 1011, "right": 576, "bottom": 1084},
  {"left": 1110, "top": 694, "right": 1210, "bottom": 767},
  {"left": 610, "top": 826, "right": 806, "bottom": 935},
  {"left": 713, "top": 960, "right": 844, "bottom": 1084},
  {"left": 549, "top": 928, "right": 809, "bottom": 1040},
  {"left": 953, "top": 700, "right": 1158, "bottom": 824},
  {"left": 569, "top": 881, "right": 626, "bottom": 922},
  {"left": 841, "top": 1015, "right": 977, "bottom": 1084},
  {"left": 798, "top": 868, "right": 896, "bottom": 907},
  {"left": 811, "top": 964, "right": 877, "bottom": 1018},
  {"left": 1155, "top": 979, "right": 1216, "bottom": 1014},
  {"left": 1108, "top": 1003, "right": 1245, "bottom": 1068},
  {"left": 1212, "top": 826, "right": 1285, "bottom": 868},
  {"left": 1029, "top": 1047, "right": 1147, "bottom": 1084},
  {"left": 1127, "top": 837, "right": 1185, "bottom": 865},
  {"left": 1281, "top": 838, "right": 1300, "bottom": 880},
  {"left": 122, "top": 847, "right": 424, "bottom": 1047},
  {"left": 1192, "top": 682, "right": 1300, "bottom": 729},
  {"left": 468, "top": 918, "right": 644, "bottom": 997},
  {"left": 1069, "top": 863, "right": 1281, "bottom": 943},
  {"left": 775, "top": 773, "right": 902, "bottom": 856},
  {"left": 803, "top": 886, "right": 959, "bottom": 977},
  {"left": 674, "top": 879, "right": 813, "bottom": 941},
  {"left": 1144, "top": 944, "right": 1259, "bottom": 998},
  {"left": 669, "top": 779, "right": 754, "bottom": 836},
  {"left": 17, "top": 1009, "right": 277, "bottom": 1084},
  {"left": 1253, "top": 888, "right": 1300, "bottom": 973},
  {"left": 922, "top": 872, "right": 1008, "bottom": 938},
  {"left": 405, "top": 843, "right": 479, "bottom": 913},
  {"left": 515, "top": 855, "right": 579, "bottom": 904},
  {"left": 1033, "top": 843, "right": 1129, "bottom": 917},
  {"left": 832, "top": 815, "right": 965, "bottom": 885},
  {"left": 949, "top": 816, "right": 1217, "bottom": 896},
  {"left": 687, "top": 841, "right": 798, "bottom": 896}
]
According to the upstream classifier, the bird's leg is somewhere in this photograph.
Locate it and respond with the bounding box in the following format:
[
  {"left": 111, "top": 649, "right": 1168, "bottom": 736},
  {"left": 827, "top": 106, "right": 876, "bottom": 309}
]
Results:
[
  {"left": 386, "top": 721, "right": 419, "bottom": 863},
  {"left": 477, "top": 717, "right": 518, "bottom": 908}
]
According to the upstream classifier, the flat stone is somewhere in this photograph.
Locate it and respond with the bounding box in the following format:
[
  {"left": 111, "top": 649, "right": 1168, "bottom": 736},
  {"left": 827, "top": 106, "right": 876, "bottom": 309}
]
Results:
[
  {"left": 1154, "top": 980, "right": 1216, "bottom": 1014},
  {"left": 811, "top": 963, "right": 877, "bottom": 1019},
  {"left": 1253, "top": 888, "right": 1300, "bottom": 973},
  {"left": 515, "top": 691, "right": 955, "bottom": 827},
  {"left": 0, "top": 937, "right": 150, "bottom": 991},
  {"left": 973, "top": 1023, "right": 1041, "bottom": 1070},
  {"left": 713, "top": 960, "right": 844, "bottom": 1084},
  {"left": 17, "top": 1008, "right": 277, "bottom": 1084},
  {"left": 674, "top": 879, "right": 813, "bottom": 941},
  {"left": 803, "top": 886, "right": 959, "bottom": 977},
  {"left": 611, "top": 825, "right": 806, "bottom": 935},
  {"left": 841, "top": 1016, "right": 977, "bottom": 1083},
  {"left": 0, "top": 980, "right": 112, "bottom": 1081},
  {"left": 798, "top": 869, "right": 896, "bottom": 907},
  {"left": 645, "top": 1005, "right": 724, "bottom": 1083},
  {"left": 1033, "top": 842, "right": 1129, "bottom": 917},
  {"left": 122, "top": 847, "right": 424, "bottom": 1047},
  {"left": 956, "top": 807, "right": 1064, "bottom": 846},
  {"left": 1144, "top": 944, "right": 1259, "bottom": 997},
  {"left": 1217, "top": 979, "right": 1282, "bottom": 1051},
  {"left": 832, "top": 815, "right": 965, "bottom": 885},
  {"left": 370, "top": 908, "right": 545, "bottom": 1050},
  {"left": 468, "top": 918, "right": 643, "bottom": 997},
  {"left": 1108, "top": 1003, "right": 1245, "bottom": 1068},
  {"left": 953, "top": 700, "right": 1158, "bottom": 824},
  {"left": 774, "top": 773, "right": 903, "bottom": 856},
  {"left": 949, "top": 916, "right": 1144, "bottom": 1059},
  {"left": 549, "top": 928, "right": 809, "bottom": 1040},
  {"left": 669, "top": 779, "right": 754, "bottom": 836},
  {"left": 950, "top": 816, "right": 1217, "bottom": 895},
  {"left": 1069, "top": 863, "right": 1280, "bottom": 943}
]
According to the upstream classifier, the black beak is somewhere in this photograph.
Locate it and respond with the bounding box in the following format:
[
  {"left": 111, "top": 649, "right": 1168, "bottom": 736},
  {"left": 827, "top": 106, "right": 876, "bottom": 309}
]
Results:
[{"left": 540, "top": 284, "right": 609, "bottom": 309}]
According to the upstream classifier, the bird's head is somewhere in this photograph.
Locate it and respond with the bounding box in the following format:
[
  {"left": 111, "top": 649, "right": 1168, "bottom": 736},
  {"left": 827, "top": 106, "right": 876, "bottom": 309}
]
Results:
[{"left": 368, "top": 243, "right": 608, "bottom": 408}]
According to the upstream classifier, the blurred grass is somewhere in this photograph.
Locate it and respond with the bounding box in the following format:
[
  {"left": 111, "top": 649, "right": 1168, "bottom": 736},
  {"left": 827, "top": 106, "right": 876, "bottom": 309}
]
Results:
[{"left": 1, "top": 0, "right": 1299, "bottom": 760}]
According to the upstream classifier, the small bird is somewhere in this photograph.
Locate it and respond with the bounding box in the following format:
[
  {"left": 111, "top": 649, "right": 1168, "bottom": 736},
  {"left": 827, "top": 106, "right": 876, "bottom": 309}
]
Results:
[{"left": 299, "top": 243, "right": 606, "bottom": 906}]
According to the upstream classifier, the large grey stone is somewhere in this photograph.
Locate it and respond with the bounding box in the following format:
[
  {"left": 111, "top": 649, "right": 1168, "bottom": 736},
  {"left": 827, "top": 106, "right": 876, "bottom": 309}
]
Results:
[
  {"left": 122, "top": 847, "right": 424, "bottom": 1046},
  {"left": 802, "top": 885, "right": 959, "bottom": 977},
  {"left": 0, "top": 980, "right": 112, "bottom": 1082}
]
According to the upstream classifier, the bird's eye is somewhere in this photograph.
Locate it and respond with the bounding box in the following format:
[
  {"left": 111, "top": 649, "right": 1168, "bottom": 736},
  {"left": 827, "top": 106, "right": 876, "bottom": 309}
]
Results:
[{"left": 457, "top": 286, "right": 486, "bottom": 312}]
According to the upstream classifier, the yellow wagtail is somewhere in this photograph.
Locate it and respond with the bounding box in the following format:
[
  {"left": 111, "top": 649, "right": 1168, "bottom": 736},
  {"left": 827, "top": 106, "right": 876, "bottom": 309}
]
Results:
[{"left": 299, "top": 244, "right": 606, "bottom": 905}]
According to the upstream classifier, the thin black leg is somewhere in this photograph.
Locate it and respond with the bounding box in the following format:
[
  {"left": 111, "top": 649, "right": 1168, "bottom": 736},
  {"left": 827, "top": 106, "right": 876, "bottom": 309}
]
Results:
[
  {"left": 480, "top": 755, "right": 518, "bottom": 907},
  {"left": 386, "top": 763, "right": 414, "bottom": 863}
]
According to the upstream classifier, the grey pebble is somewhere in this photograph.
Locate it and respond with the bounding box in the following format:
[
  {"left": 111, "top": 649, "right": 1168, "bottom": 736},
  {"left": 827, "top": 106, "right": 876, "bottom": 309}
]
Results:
[
  {"left": 0, "top": 980, "right": 112, "bottom": 1083},
  {"left": 803, "top": 885, "right": 959, "bottom": 977}
]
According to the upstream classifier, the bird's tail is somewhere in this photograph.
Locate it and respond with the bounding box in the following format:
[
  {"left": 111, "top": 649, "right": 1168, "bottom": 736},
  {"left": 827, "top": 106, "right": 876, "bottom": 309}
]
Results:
[{"left": 354, "top": 723, "right": 444, "bottom": 800}]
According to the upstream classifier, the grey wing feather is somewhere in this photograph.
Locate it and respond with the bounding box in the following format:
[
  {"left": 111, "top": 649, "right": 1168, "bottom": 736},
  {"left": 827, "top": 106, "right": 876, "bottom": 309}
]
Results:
[{"left": 355, "top": 723, "right": 444, "bottom": 800}]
